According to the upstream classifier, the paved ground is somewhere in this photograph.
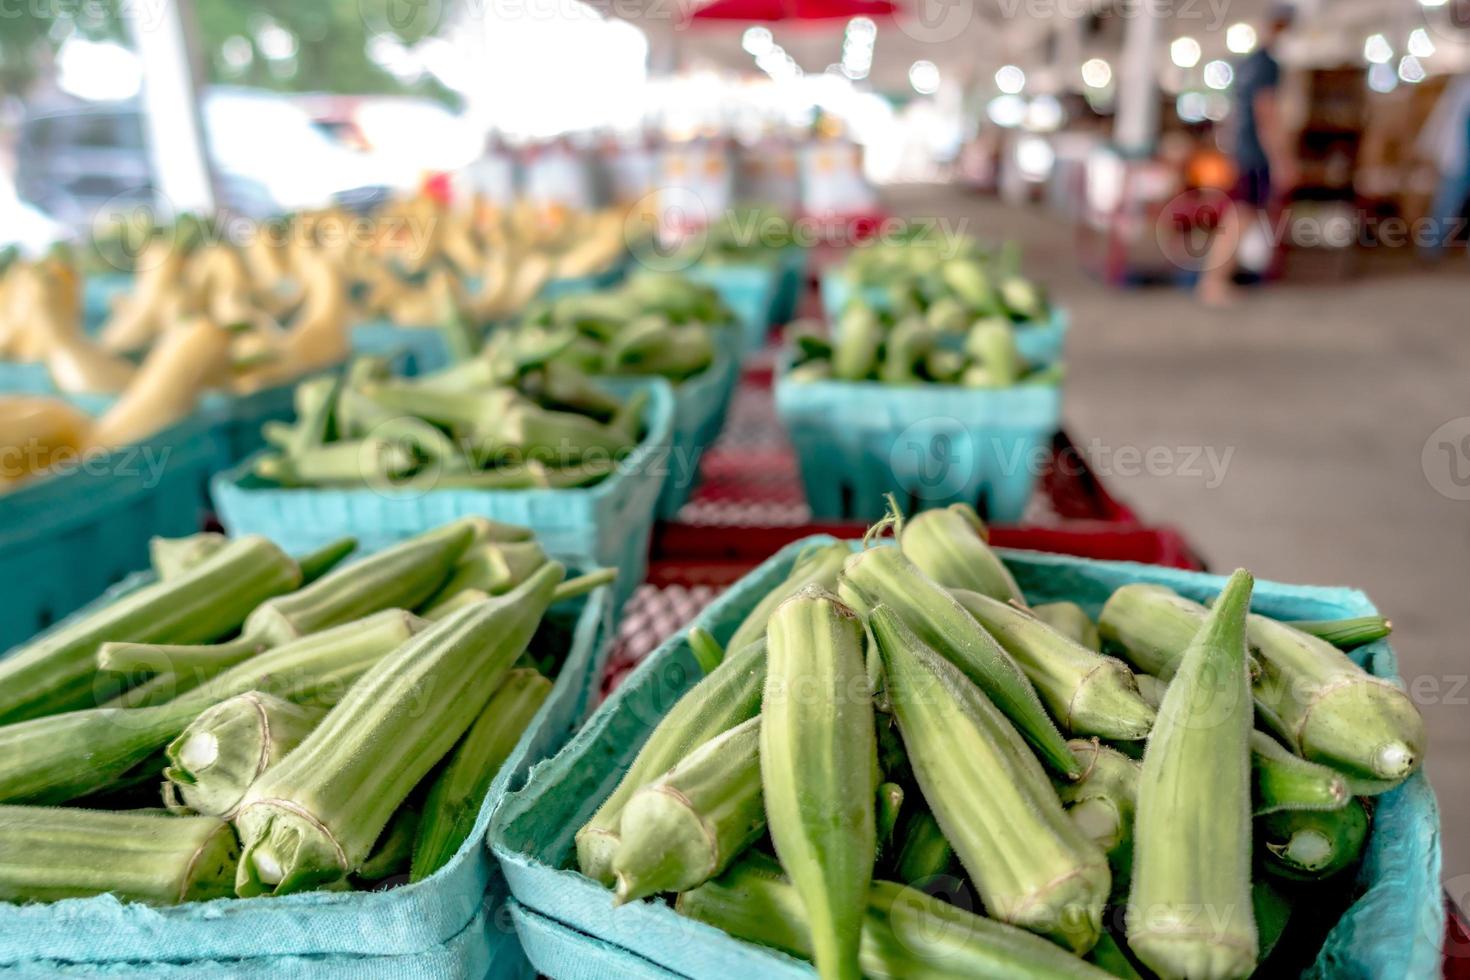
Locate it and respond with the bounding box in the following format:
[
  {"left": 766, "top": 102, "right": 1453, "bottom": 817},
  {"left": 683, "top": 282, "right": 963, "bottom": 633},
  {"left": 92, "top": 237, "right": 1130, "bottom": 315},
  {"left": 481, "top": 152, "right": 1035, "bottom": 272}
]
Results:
[{"left": 880, "top": 184, "right": 1470, "bottom": 889}]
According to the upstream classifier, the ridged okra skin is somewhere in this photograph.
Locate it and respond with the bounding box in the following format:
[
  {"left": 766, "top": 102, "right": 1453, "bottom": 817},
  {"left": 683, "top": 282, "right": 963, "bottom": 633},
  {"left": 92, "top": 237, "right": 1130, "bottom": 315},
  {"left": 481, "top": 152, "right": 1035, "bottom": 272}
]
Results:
[
  {"left": 1101, "top": 583, "right": 1426, "bottom": 784},
  {"left": 1136, "top": 675, "right": 1352, "bottom": 813},
  {"left": 576, "top": 637, "right": 767, "bottom": 885},
  {"left": 761, "top": 587, "right": 877, "bottom": 980},
  {"left": 164, "top": 692, "right": 326, "bottom": 818},
  {"left": 893, "top": 808, "right": 955, "bottom": 886},
  {"left": 0, "top": 535, "right": 301, "bottom": 724},
  {"left": 0, "top": 806, "right": 239, "bottom": 906},
  {"left": 870, "top": 605, "right": 1110, "bottom": 954},
  {"left": 0, "top": 609, "right": 426, "bottom": 806},
  {"left": 898, "top": 503, "right": 1024, "bottom": 604},
  {"left": 99, "top": 517, "right": 477, "bottom": 676},
  {"left": 1127, "top": 569, "right": 1258, "bottom": 980},
  {"left": 1033, "top": 601, "right": 1102, "bottom": 651},
  {"left": 951, "top": 590, "right": 1156, "bottom": 741},
  {"left": 409, "top": 668, "right": 552, "bottom": 882},
  {"left": 612, "top": 715, "right": 765, "bottom": 904},
  {"left": 839, "top": 546, "right": 1080, "bottom": 778},
  {"left": 1246, "top": 614, "right": 1424, "bottom": 784},
  {"left": 676, "top": 858, "right": 1116, "bottom": 980},
  {"left": 1249, "top": 731, "right": 1350, "bottom": 815},
  {"left": 726, "top": 542, "right": 850, "bottom": 656},
  {"left": 233, "top": 565, "right": 562, "bottom": 896},
  {"left": 1258, "top": 798, "right": 1370, "bottom": 881}
]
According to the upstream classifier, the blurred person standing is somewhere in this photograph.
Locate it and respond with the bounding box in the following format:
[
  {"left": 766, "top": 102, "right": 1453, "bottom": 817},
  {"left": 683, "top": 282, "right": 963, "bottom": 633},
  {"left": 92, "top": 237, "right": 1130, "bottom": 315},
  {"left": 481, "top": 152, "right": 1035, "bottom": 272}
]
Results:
[
  {"left": 1417, "top": 73, "right": 1470, "bottom": 261},
  {"left": 1198, "top": 5, "right": 1299, "bottom": 307}
]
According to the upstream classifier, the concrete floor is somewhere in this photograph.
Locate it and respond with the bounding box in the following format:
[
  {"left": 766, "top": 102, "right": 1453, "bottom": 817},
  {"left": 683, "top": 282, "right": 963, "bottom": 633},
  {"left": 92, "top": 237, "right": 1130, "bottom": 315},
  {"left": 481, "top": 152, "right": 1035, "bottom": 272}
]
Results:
[{"left": 881, "top": 185, "right": 1470, "bottom": 889}]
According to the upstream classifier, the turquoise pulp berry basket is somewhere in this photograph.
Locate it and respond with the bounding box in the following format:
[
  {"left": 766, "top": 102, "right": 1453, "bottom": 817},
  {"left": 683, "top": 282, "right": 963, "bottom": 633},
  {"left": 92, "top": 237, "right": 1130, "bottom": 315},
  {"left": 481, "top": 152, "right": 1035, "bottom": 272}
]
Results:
[
  {"left": 0, "top": 409, "right": 218, "bottom": 650},
  {"left": 773, "top": 366, "right": 1062, "bottom": 523},
  {"left": 683, "top": 264, "right": 780, "bottom": 355},
  {"left": 210, "top": 379, "right": 674, "bottom": 610},
  {"left": 0, "top": 546, "right": 617, "bottom": 979},
  {"left": 490, "top": 537, "right": 1444, "bottom": 980}
]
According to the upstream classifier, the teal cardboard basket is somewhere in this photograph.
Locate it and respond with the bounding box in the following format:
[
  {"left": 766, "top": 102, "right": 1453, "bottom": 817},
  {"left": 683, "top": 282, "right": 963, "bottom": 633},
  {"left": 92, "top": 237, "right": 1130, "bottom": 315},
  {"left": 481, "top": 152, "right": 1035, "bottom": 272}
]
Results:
[
  {"left": 83, "top": 273, "right": 134, "bottom": 333},
  {"left": 350, "top": 321, "right": 461, "bottom": 377},
  {"left": 769, "top": 246, "right": 808, "bottom": 327},
  {"left": 201, "top": 381, "right": 309, "bottom": 466},
  {"left": 773, "top": 368, "right": 1062, "bottom": 523},
  {"left": 819, "top": 270, "right": 1069, "bottom": 366},
  {"left": 648, "top": 325, "right": 741, "bottom": 520},
  {"left": 0, "top": 555, "right": 617, "bottom": 978},
  {"left": 0, "top": 410, "right": 217, "bottom": 649},
  {"left": 210, "top": 379, "right": 674, "bottom": 608},
  {"left": 684, "top": 264, "right": 779, "bottom": 355},
  {"left": 490, "top": 538, "right": 1445, "bottom": 980}
]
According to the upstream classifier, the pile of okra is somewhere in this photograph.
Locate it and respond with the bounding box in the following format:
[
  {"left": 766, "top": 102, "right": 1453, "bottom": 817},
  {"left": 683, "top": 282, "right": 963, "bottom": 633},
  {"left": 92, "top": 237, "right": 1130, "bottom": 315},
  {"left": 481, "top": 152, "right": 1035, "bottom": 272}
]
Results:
[
  {"left": 580, "top": 500, "right": 1422, "bottom": 980},
  {"left": 0, "top": 517, "right": 612, "bottom": 903}
]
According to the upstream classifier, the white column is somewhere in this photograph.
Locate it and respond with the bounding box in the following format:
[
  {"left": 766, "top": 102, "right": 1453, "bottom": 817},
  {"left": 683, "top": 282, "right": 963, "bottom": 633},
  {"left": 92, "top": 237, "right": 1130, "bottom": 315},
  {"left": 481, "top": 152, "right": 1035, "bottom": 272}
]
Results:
[
  {"left": 125, "top": 0, "right": 216, "bottom": 215},
  {"left": 1114, "top": 0, "right": 1163, "bottom": 156}
]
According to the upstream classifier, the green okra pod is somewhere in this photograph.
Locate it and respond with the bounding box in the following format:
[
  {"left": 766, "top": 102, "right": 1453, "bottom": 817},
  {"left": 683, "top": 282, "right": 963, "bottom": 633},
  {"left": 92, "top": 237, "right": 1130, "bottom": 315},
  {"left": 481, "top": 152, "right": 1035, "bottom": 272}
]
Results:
[
  {"left": 726, "top": 541, "right": 851, "bottom": 655},
  {"left": 677, "top": 859, "right": 1115, "bottom": 980},
  {"left": 1056, "top": 739, "right": 1139, "bottom": 861},
  {"left": 235, "top": 564, "right": 564, "bottom": 895},
  {"left": 893, "top": 808, "right": 955, "bottom": 886},
  {"left": 1126, "top": 570, "right": 1258, "bottom": 980},
  {"left": 0, "top": 610, "right": 427, "bottom": 805},
  {"left": 1033, "top": 601, "right": 1102, "bottom": 651},
  {"left": 897, "top": 502, "right": 1023, "bottom": 603},
  {"left": 1287, "top": 615, "right": 1392, "bottom": 649},
  {"left": 356, "top": 805, "right": 419, "bottom": 884},
  {"left": 1258, "top": 798, "right": 1370, "bottom": 881},
  {"left": 840, "top": 546, "right": 1079, "bottom": 778},
  {"left": 101, "top": 519, "right": 476, "bottom": 680},
  {"left": 1102, "top": 585, "right": 1425, "bottom": 784},
  {"left": 612, "top": 715, "right": 765, "bottom": 904},
  {"left": 761, "top": 587, "right": 877, "bottom": 980},
  {"left": 149, "top": 532, "right": 229, "bottom": 580},
  {"left": 686, "top": 626, "right": 726, "bottom": 676},
  {"left": 0, "top": 535, "right": 301, "bottom": 724},
  {"left": 576, "top": 637, "right": 767, "bottom": 885},
  {"left": 871, "top": 605, "right": 1109, "bottom": 954},
  {"left": 1250, "top": 730, "right": 1350, "bottom": 815},
  {"left": 0, "top": 806, "right": 239, "bottom": 906},
  {"left": 163, "top": 691, "right": 327, "bottom": 818},
  {"left": 410, "top": 668, "right": 552, "bottom": 882},
  {"left": 952, "top": 590, "right": 1156, "bottom": 741}
]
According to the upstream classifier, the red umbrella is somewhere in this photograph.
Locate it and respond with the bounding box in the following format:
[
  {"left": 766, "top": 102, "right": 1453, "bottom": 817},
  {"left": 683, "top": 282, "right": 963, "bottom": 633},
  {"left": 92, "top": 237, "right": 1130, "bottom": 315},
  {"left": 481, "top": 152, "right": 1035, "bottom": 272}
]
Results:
[{"left": 686, "top": 0, "right": 896, "bottom": 23}]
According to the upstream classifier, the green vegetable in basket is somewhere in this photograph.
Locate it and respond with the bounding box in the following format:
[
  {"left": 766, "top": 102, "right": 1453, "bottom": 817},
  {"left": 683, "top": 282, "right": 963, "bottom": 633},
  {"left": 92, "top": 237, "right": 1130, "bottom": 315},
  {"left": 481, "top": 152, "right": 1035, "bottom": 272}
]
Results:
[
  {"left": 611, "top": 715, "right": 764, "bottom": 904},
  {"left": 99, "top": 519, "right": 477, "bottom": 693},
  {"left": 234, "top": 564, "right": 563, "bottom": 895},
  {"left": 163, "top": 691, "right": 326, "bottom": 818},
  {"left": 1259, "top": 798, "right": 1370, "bottom": 881},
  {"left": 677, "top": 858, "right": 1115, "bottom": 980},
  {"left": 410, "top": 667, "right": 552, "bottom": 881},
  {"left": 0, "top": 535, "right": 302, "bottom": 724},
  {"left": 576, "top": 637, "right": 767, "bottom": 885},
  {"left": 0, "top": 806, "right": 240, "bottom": 906},
  {"left": 0, "top": 609, "right": 427, "bottom": 805}
]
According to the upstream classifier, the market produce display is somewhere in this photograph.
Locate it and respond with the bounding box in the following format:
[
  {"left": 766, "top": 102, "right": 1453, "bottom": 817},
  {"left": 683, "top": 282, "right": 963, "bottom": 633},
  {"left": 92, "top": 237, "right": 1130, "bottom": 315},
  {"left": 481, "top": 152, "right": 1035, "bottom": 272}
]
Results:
[
  {"left": 673, "top": 206, "right": 798, "bottom": 266},
  {"left": 0, "top": 517, "right": 613, "bottom": 903},
  {"left": 830, "top": 235, "right": 1050, "bottom": 326},
  {"left": 570, "top": 502, "right": 1426, "bottom": 979},
  {"left": 788, "top": 305, "right": 1062, "bottom": 388},
  {"left": 517, "top": 272, "right": 737, "bottom": 383},
  {"left": 248, "top": 351, "right": 648, "bottom": 490}
]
